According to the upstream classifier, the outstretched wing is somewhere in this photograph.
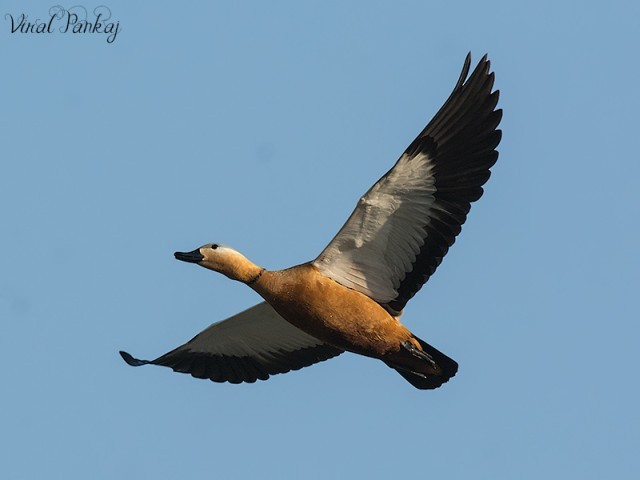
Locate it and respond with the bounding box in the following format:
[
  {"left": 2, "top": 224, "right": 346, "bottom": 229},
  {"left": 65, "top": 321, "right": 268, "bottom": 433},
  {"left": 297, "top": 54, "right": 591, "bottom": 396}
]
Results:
[
  {"left": 313, "top": 53, "right": 502, "bottom": 313},
  {"left": 120, "top": 302, "right": 343, "bottom": 384}
]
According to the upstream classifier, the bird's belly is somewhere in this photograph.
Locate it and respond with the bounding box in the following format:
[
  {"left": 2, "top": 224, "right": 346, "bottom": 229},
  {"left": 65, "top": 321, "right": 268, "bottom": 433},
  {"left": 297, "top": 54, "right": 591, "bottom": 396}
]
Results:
[{"left": 262, "top": 276, "right": 410, "bottom": 357}]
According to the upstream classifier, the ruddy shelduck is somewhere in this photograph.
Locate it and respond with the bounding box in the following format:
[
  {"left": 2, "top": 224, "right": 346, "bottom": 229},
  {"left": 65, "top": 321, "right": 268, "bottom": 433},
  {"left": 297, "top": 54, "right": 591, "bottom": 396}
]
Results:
[{"left": 121, "top": 54, "right": 502, "bottom": 390}]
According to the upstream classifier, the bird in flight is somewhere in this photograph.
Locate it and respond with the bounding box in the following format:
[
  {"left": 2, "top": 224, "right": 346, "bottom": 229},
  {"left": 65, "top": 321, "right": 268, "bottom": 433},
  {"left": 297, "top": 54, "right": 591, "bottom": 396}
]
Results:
[{"left": 121, "top": 53, "right": 502, "bottom": 390}]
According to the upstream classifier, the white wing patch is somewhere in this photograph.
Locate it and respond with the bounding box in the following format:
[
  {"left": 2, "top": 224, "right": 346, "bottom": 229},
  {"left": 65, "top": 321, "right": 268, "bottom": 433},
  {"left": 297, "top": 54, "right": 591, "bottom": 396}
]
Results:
[
  {"left": 184, "top": 301, "right": 328, "bottom": 358},
  {"left": 121, "top": 301, "right": 343, "bottom": 383},
  {"left": 313, "top": 152, "right": 436, "bottom": 303}
]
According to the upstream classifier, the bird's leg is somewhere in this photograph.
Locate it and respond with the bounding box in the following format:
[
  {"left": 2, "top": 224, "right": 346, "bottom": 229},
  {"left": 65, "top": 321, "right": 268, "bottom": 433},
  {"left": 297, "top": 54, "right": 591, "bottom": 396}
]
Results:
[{"left": 401, "top": 340, "right": 437, "bottom": 368}]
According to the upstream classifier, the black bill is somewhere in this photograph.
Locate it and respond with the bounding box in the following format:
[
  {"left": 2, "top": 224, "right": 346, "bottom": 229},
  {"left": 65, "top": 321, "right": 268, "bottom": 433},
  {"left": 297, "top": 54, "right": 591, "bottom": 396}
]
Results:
[{"left": 174, "top": 249, "right": 204, "bottom": 264}]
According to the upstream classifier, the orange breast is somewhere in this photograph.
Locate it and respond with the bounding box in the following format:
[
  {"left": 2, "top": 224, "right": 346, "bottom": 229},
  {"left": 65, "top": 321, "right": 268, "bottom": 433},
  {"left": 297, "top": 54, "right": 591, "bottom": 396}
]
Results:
[{"left": 253, "top": 264, "right": 412, "bottom": 357}]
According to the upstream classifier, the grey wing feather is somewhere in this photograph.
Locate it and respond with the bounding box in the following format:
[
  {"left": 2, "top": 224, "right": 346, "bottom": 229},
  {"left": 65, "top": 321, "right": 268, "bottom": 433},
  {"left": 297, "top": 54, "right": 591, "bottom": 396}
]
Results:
[{"left": 120, "top": 302, "right": 343, "bottom": 384}]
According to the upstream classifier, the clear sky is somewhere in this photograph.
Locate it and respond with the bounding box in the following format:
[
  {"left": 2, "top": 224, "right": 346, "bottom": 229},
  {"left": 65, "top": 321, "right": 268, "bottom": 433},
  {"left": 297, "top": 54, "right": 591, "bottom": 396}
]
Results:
[{"left": 1, "top": 1, "right": 639, "bottom": 479}]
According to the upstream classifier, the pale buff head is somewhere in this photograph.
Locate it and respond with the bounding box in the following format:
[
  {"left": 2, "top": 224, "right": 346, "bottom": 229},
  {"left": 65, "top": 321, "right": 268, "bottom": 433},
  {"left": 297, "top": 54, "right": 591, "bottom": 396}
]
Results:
[{"left": 174, "top": 243, "right": 262, "bottom": 284}]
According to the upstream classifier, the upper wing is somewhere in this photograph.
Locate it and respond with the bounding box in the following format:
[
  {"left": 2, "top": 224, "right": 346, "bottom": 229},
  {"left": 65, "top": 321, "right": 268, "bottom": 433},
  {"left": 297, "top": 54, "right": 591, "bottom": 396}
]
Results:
[
  {"left": 313, "top": 54, "right": 502, "bottom": 312},
  {"left": 120, "top": 302, "right": 343, "bottom": 384}
]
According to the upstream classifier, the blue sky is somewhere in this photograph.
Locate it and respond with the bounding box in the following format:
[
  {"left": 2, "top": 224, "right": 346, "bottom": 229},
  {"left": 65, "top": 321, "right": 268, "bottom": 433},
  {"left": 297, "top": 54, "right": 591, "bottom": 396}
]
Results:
[{"left": 1, "top": 1, "right": 639, "bottom": 479}]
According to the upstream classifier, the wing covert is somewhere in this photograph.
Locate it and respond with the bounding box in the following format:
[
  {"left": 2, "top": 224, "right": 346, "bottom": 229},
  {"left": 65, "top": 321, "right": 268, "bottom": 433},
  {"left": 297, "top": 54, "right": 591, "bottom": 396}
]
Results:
[
  {"left": 120, "top": 302, "right": 343, "bottom": 384},
  {"left": 313, "top": 54, "right": 502, "bottom": 312}
]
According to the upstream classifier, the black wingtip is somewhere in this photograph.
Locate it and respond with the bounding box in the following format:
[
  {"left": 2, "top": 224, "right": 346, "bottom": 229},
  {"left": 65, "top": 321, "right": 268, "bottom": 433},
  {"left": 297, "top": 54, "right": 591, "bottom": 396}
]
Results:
[
  {"left": 455, "top": 53, "right": 473, "bottom": 90},
  {"left": 119, "top": 350, "right": 151, "bottom": 367}
]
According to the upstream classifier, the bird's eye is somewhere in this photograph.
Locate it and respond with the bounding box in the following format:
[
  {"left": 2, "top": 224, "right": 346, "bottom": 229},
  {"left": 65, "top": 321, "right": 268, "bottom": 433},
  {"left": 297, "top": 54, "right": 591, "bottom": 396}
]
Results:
[{"left": 211, "top": 244, "right": 218, "bottom": 249}]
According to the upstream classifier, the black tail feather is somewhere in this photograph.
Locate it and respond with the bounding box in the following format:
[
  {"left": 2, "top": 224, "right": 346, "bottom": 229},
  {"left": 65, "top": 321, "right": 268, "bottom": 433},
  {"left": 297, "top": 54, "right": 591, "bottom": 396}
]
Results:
[{"left": 386, "top": 336, "right": 458, "bottom": 390}]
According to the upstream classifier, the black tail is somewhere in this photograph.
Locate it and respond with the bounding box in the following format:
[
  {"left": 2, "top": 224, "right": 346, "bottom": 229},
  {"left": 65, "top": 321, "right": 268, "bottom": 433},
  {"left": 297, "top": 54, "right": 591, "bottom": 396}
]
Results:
[{"left": 386, "top": 336, "right": 458, "bottom": 390}]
